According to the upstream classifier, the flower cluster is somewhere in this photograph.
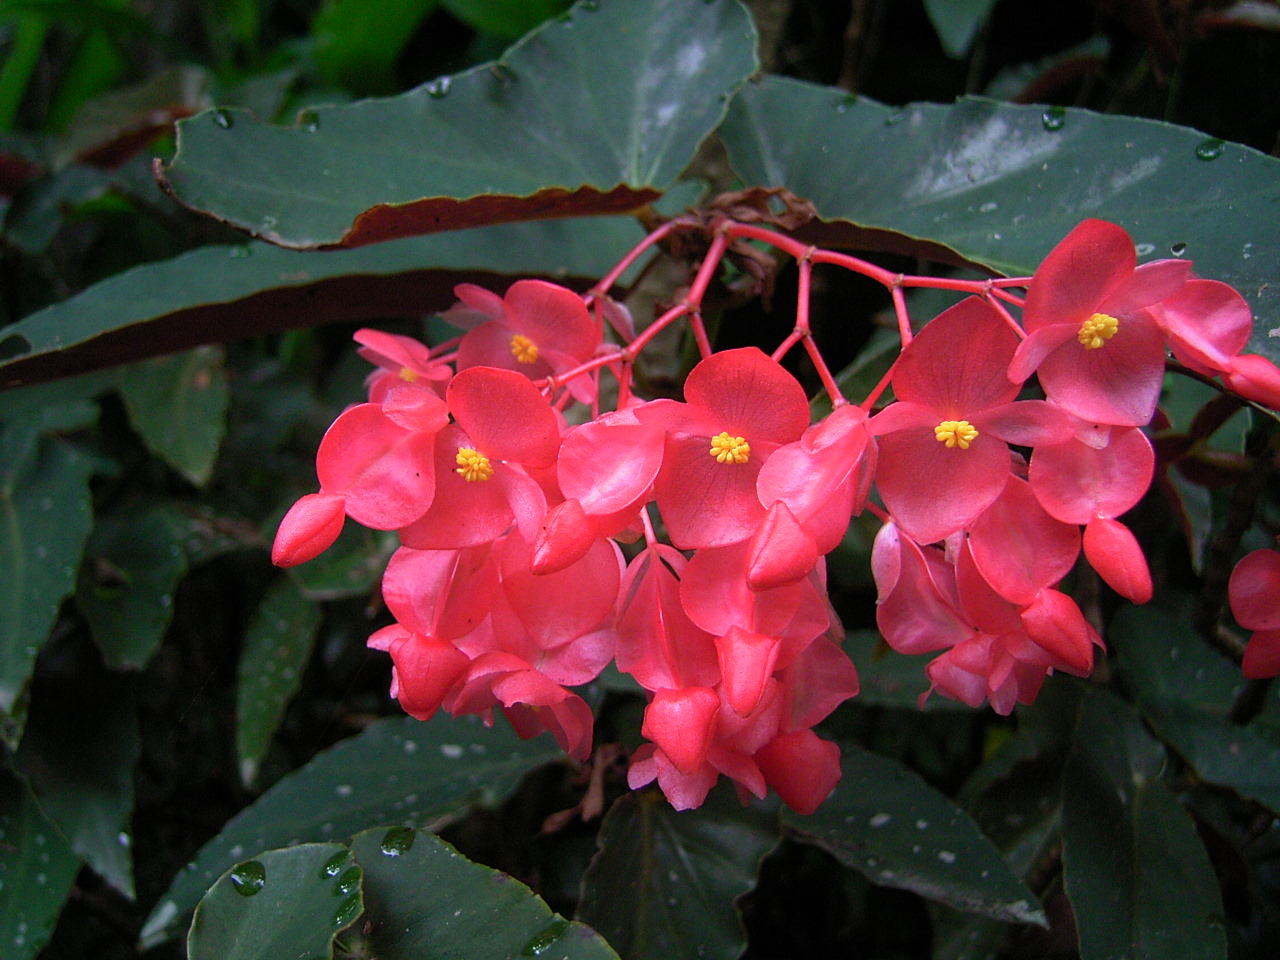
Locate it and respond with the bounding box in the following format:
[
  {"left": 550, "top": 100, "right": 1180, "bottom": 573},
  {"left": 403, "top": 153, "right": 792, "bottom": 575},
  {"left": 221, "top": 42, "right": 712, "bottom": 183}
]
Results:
[{"left": 273, "top": 218, "right": 1280, "bottom": 814}]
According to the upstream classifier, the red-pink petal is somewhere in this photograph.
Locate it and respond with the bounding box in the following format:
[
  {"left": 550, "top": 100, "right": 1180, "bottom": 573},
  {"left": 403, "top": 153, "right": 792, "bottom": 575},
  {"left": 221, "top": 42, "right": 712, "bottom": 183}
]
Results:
[
  {"left": 1229, "top": 548, "right": 1280, "bottom": 630},
  {"left": 682, "top": 347, "right": 810, "bottom": 443},
  {"left": 1083, "top": 517, "right": 1153, "bottom": 603},
  {"left": 894, "top": 297, "right": 1020, "bottom": 413},
  {"left": 1029, "top": 427, "right": 1154, "bottom": 524},
  {"left": 715, "top": 626, "right": 782, "bottom": 717},
  {"left": 755, "top": 729, "right": 841, "bottom": 815},
  {"left": 1023, "top": 219, "right": 1135, "bottom": 332},
  {"left": 272, "top": 493, "right": 346, "bottom": 567},
  {"left": 448, "top": 366, "right": 560, "bottom": 467},
  {"left": 642, "top": 687, "right": 721, "bottom": 775}
]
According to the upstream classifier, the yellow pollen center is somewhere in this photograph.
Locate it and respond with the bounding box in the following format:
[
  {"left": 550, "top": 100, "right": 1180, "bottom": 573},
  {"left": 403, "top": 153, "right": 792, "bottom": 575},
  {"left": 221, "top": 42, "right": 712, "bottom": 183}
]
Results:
[
  {"left": 709, "top": 432, "right": 751, "bottom": 464},
  {"left": 455, "top": 448, "right": 494, "bottom": 482},
  {"left": 1077, "top": 312, "right": 1119, "bottom": 349},
  {"left": 935, "top": 420, "right": 979, "bottom": 450},
  {"left": 509, "top": 334, "right": 539, "bottom": 364},
  {"left": 398, "top": 366, "right": 419, "bottom": 382}
]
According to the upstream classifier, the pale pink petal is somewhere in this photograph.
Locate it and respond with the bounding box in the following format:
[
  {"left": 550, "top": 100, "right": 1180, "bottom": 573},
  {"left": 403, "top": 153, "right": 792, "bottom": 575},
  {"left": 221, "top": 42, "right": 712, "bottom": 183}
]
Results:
[{"left": 1023, "top": 219, "right": 1136, "bottom": 332}]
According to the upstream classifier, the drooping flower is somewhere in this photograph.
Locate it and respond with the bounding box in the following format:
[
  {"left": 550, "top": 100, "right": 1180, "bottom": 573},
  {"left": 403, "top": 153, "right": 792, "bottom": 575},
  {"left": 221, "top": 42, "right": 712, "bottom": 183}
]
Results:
[
  {"left": 1229, "top": 544, "right": 1280, "bottom": 678},
  {"left": 1009, "top": 218, "right": 1189, "bottom": 426}
]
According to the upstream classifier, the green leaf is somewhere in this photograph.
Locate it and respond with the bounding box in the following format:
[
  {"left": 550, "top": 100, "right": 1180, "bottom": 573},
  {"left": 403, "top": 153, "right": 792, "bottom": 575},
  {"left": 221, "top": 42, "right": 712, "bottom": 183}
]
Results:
[
  {"left": 1061, "top": 689, "right": 1227, "bottom": 960},
  {"left": 1113, "top": 603, "right": 1280, "bottom": 814},
  {"left": 442, "top": 0, "right": 570, "bottom": 39},
  {"left": 0, "top": 217, "right": 644, "bottom": 389},
  {"left": 351, "top": 826, "right": 619, "bottom": 960},
  {"left": 159, "top": 0, "right": 758, "bottom": 248},
  {"left": 187, "top": 843, "right": 361, "bottom": 960},
  {"left": 141, "top": 713, "right": 563, "bottom": 948},
  {"left": 0, "top": 436, "right": 94, "bottom": 735},
  {"left": 288, "top": 524, "right": 394, "bottom": 602},
  {"left": 76, "top": 504, "right": 188, "bottom": 669},
  {"left": 720, "top": 78, "right": 1280, "bottom": 360},
  {"left": 922, "top": 0, "right": 1000, "bottom": 58},
  {"left": 784, "top": 745, "right": 1046, "bottom": 926},
  {"left": 15, "top": 670, "right": 139, "bottom": 898},
  {"left": 577, "top": 787, "right": 778, "bottom": 960},
  {"left": 0, "top": 771, "right": 82, "bottom": 960},
  {"left": 843, "top": 628, "right": 968, "bottom": 710},
  {"left": 117, "top": 346, "right": 229, "bottom": 486},
  {"left": 312, "top": 0, "right": 439, "bottom": 94},
  {"left": 236, "top": 577, "right": 322, "bottom": 788}
]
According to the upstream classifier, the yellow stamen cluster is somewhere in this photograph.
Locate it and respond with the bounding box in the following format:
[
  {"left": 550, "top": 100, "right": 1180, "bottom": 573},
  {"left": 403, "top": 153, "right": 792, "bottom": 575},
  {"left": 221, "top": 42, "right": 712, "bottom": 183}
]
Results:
[
  {"left": 455, "top": 448, "right": 494, "bottom": 482},
  {"left": 509, "top": 334, "right": 539, "bottom": 364},
  {"left": 709, "top": 432, "right": 751, "bottom": 464},
  {"left": 935, "top": 420, "right": 979, "bottom": 450},
  {"left": 398, "top": 366, "right": 419, "bottom": 382},
  {"left": 1077, "top": 312, "right": 1119, "bottom": 350}
]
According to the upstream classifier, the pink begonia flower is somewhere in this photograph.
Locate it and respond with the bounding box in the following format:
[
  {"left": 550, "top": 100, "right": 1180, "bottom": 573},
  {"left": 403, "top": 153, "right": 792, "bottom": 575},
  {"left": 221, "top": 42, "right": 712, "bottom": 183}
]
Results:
[
  {"left": 398, "top": 366, "right": 557, "bottom": 549},
  {"left": 447, "top": 280, "right": 601, "bottom": 403},
  {"left": 354, "top": 327, "right": 452, "bottom": 402},
  {"left": 1229, "top": 545, "right": 1280, "bottom": 678},
  {"left": 635, "top": 347, "right": 810, "bottom": 549},
  {"left": 1028, "top": 426, "right": 1155, "bottom": 602},
  {"left": 1010, "top": 218, "right": 1189, "bottom": 426},
  {"left": 754, "top": 729, "right": 842, "bottom": 816},
  {"left": 749, "top": 404, "right": 876, "bottom": 590},
  {"left": 966, "top": 477, "right": 1080, "bottom": 606},
  {"left": 272, "top": 493, "right": 347, "bottom": 567},
  {"left": 872, "top": 297, "right": 1075, "bottom": 544}
]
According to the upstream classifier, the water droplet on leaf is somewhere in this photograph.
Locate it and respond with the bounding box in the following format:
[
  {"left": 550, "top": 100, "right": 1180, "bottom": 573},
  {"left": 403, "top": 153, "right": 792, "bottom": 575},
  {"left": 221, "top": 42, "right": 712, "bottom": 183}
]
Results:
[
  {"left": 299, "top": 109, "right": 320, "bottom": 132},
  {"left": 1171, "top": 242, "right": 1188, "bottom": 256},
  {"left": 380, "top": 826, "right": 415, "bottom": 857},
  {"left": 333, "top": 893, "right": 362, "bottom": 928},
  {"left": 229, "top": 245, "right": 252, "bottom": 258},
  {"left": 521, "top": 919, "right": 571, "bottom": 956},
  {"left": 212, "top": 109, "right": 234, "bottom": 129},
  {"left": 229, "top": 860, "right": 266, "bottom": 897},
  {"left": 1195, "top": 138, "right": 1225, "bottom": 161},
  {"left": 426, "top": 76, "right": 451, "bottom": 99},
  {"left": 1041, "top": 107, "right": 1066, "bottom": 131},
  {"left": 333, "top": 865, "right": 362, "bottom": 897},
  {"left": 319, "top": 851, "right": 347, "bottom": 879}
]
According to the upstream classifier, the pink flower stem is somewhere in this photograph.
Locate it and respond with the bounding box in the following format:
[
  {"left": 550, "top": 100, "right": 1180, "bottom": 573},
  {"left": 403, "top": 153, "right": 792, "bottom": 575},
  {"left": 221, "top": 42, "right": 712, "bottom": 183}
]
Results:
[
  {"left": 771, "top": 251, "right": 814, "bottom": 363},
  {"left": 589, "top": 218, "right": 686, "bottom": 298}
]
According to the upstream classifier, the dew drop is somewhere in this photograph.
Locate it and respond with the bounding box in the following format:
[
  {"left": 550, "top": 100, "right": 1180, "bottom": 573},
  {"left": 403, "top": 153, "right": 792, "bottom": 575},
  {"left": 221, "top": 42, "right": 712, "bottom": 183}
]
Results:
[
  {"left": 402, "top": 740, "right": 418, "bottom": 754},
  {"left": 228, "top": 245, "right": 252, "bottom": 258},
  {"left": 521, "top": 918, "right": 571, "bottom": 955},
  {"left": 833, "top": 93, "right": 857, "bottom": 114},
  {"left": 380, "top": 826, "right": 416, "bottom": 857},
  {"left": 1134, "top": 242, "right": 1155, "bottom": 256},
  {"left": 333, "top": 865, "right": 362, "bottom": 897},
  {"left": 937, "top": 850, "right": 956, "bottom": 864},
  {"left": 299, "top": 109, "right": 320, "bottom": 132},
  {"left": 229, "top": 860, "right": 266, "bottom": 897},
  {"left": 884, "top": 110, "right": 906, "bottom": 126},
  {"left": 978, "top": 201, "right": 998, "bottom": 213},
  {"left": 1041, "top": 107, "right": 1066, "bottom": 132},
  {"left": 1195, "top": 138, "right": 1225, "bottom": 161},
  {"left": 319, "top": 851, "right": 347, "bottom": 879},
  {"left": 915, "top": 819, "right": 929, "bottom": 830},
  {"left": 868, "top": 813, "right": 892, "bottom": 828},
  {"left": 335, "top": 783, "right": 354, "bottom": 797},
  {"left": 1171, "top": 242, "right": 1188, "bottom": 257},
  {"left": 440, "top": 744, "right": 464, "bottom": 759},
  {"left": 426, "top": 75, "right": 451, "bottom": 99},
  {"left": 212, "top": 109, "right": 234, "bottom": 129},
  {"left": 333, "top": 893, "right": 362, "bottom": 928}
]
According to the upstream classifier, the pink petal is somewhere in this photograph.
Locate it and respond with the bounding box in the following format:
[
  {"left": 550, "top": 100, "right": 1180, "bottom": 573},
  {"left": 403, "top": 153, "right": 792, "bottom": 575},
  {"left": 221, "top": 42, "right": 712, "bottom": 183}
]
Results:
[
  {"left": 715, "top": 626, "right": 782, "bottom": 717},
  {"left": 655, "top": 434, "right": 766, "bottom": 549},
  {"left": 1229, "top": 548, "right": 1280, "bottom": 630},
  {"left": 755, "top": 729, "right": 841, "bottom": 815},
  {"left": 894, "top": 297, "right": 1020, "bottom": 413},
  {"left": 682, "top": 347, "right": 810, "bottom": 443},
  {"left": 1243, "top": 629, "right": 1280, "bottom": 679},
  {"left": 1034, "top": 312, "right": 1166, "bottom": 426},
  {"left": 448, "top": 366, "right": 560, "bottom": 467},
  {"left": 1083, "top": 517, "right": 1153, "bottom": 603},
  {"left": 272, "top": 493, "right": 346, "bottom": 567},
  {"left": 968, "top": 477, "right": 1080, "bottom": 604},
  {"left": 642, "top": 687, "right": 721, "bottom": 775},
  {"left": 1023, "top": 219, "right": 1135, "bottom": 332},
  {"left": 1029, "top": 427, "right": 1154, "bottom": 524},
  {"left": 504, "top": 279, "right": 597, "bottom": 363}
]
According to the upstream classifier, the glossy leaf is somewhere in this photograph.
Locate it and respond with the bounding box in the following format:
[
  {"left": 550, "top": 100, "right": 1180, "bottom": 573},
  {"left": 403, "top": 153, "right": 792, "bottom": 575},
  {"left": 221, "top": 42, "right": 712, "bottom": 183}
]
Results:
[
  {"left": 0, "top": 771, "right": 82, "bottom": 960},
  {"left": 1061, "top": 689, "right": 1226, "bottom": 960},
  {"left": 577, "top": 787, "right": 777, "bottom": 960},
  {"left": 158, "top": 0, "right": 758, "bottom": 248},
  {"left": 720, "top": 77, "right": 1280, "bottom": 360},
  {"left": 187, "top": 843, "right": 361, "bottom": 960},
  {"left": 236, "top": 576, "right": 322, "bottom": 788},
  {"left": 0, "top": 435, "right": 95, "bottom": 740},
  {"left": 76, "top": 503, "right": 188, "bottom": 669},
  {"left": 843, "top": 628, "right": 967, "bottom": 711},
  {"left": 351, "top": 826, "right": 619, "bottom": 960},
  {"left": 15, "top": 671, "right": 139, "bottom": 898},
  {"left": 0, "top": 217, "right": 643, "bottom": 389},
  {"left": 785, "top": 745, "right": 1046, "bottom": 926},
  {"left": 141, "top": 713, "right": 563, "bottom": 947},
  {"left": 118, "top": 346, "right": 229, "bottom": 486}
]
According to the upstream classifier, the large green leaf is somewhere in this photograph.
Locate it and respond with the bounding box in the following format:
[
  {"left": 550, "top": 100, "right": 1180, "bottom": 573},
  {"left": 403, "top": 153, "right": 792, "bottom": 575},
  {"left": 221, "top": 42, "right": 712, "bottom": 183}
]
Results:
[
  {"left": 720, "top": 77, "right": 1280, "bottom": 360},
  {"left": 577, "top": 787, "right": 779, "bottom": 960},
  {"left": 351, "top": 826, "right": 619, "bottom": 960},
  {"left": 784, "top": 745, "right": 1046, "bottom": 926},
  {"left": 15, "top": 671, "right": 139, "bottom": 898},
  {"left": 236, "top": 576, "right": 322, "bottom": 789},
  {"left": 0, "top": 217, "right": 643, "bottom": 389},
  {"left": 186, "top": 843, "right": 361, "bottom": 960},
  {"left": 0, "top": 771, "right": 82, "bottom": 960},
  {"left": 140, "top": 713, "right": 563, "bottom": 948},
  {"left": 159, "top": 0, "right": 758, "bottom": 249},
  {"left": 0, "top": 434, "right": 94, "bottom": 737},
  {"left": 1061, "top": 689, "right": 1226, "bottom": 960}
]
